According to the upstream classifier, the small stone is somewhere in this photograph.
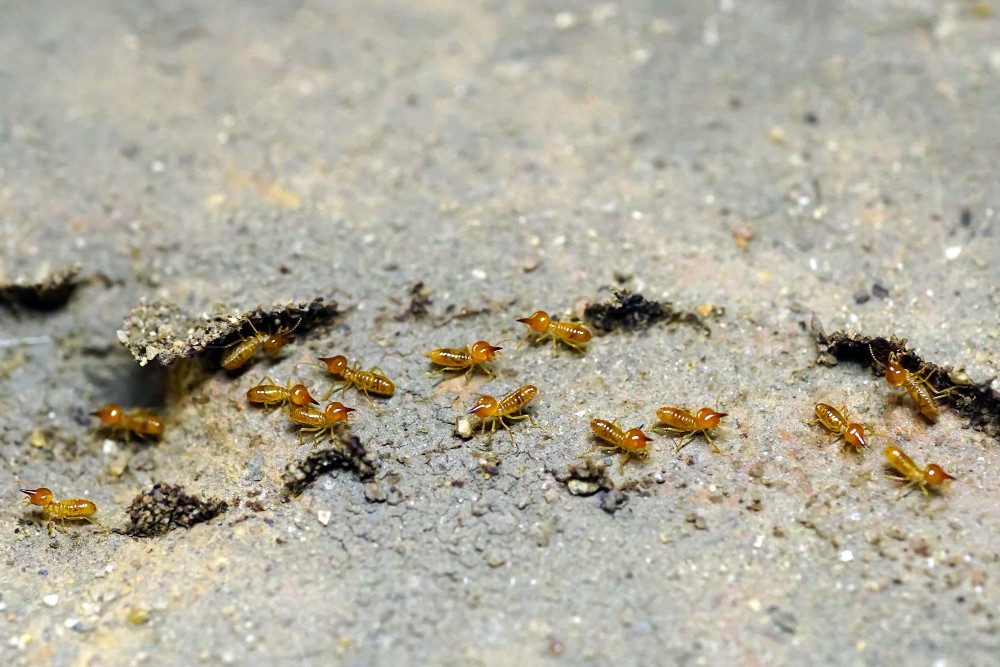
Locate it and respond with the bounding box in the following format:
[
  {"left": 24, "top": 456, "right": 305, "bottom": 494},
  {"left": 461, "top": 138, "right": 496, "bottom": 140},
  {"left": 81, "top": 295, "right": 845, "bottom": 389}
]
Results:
[
  {"left": 43, "top": 594, "right": 59, "bottom": 607},
  {"left": 316, "top": 509, "right": 331, "bottom": 526},
  {"left": 566, "top": 479, "right": 601, "bottom": 496},
  {"left": 485, "top": 552, "right": 506, "bottom": 568},
  {"left": 853, "top": 289, "right": 870, "bottom": 305},
  {"left": 456, "top": 417, "right": 473, "bottom": 439},
  {"left": 839, "top": 550, "right": 854, "bottom": 562},
  {"left": 127, "top": 607, "right": 150, "bottom": 625}
]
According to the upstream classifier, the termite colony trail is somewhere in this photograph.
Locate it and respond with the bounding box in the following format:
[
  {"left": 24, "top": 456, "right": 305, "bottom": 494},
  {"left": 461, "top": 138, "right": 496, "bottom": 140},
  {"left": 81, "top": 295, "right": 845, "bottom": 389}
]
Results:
[
  {"left": 91, "top": 404, "right": 165, "bottom": 441},
  {"left": 425, "top": 340, "right": 505, "bottom": 379},
  {"left": 516, "top": 310, "right": 592, "bottom": 352},
  {"left": 806, "top": 403, "right": 868, "bottom": 453},
  {"left": 17, "top": 481, "right": 102, "bottom": 537},
  {"left": 654, "top": 405, "right": 728, "bottom": 453},
  {"left": 582, "top": 419, "right": 653, "bottom": 473},
  {"left": 883, "top": 444, "right": 955, "bottom": 498},
  {"left": 467, "top": 385, "right": 539, "bottom": 444}
]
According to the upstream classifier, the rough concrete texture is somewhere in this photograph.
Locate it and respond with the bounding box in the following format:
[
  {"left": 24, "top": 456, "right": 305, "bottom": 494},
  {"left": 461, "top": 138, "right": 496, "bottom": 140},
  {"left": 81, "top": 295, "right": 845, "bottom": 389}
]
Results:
[{"left": 2, "top": 1, "right": 999, "bottom": 665}]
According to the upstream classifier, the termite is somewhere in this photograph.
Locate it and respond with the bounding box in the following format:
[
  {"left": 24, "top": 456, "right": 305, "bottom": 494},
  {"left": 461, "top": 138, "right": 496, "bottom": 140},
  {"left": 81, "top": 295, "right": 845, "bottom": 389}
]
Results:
[
  {"left": 654, "top": 405, "right": 728, "bottom": 453},
  {"left": 425, "top": 340, "right": 505, "bottom": 378},
  {"left": 883, "top": 444, "right": 955, "bottom": 497},
  {"left": 91, "top": 404, "right": 165, "bottom": 441},
  {"left": 17, "top": 480, "right": 101, "bottom": 537},
  {"left": 467, "top": 385, "right": 539, "bottom": 444},
  {"left": 289, "top": 401, "right": 356, "bottom": 444},
  {"left": 220, "top": 318, "right": 299, "bottom": 371},
  {"left": 317, "top": 355, "right": 395, "bottom": 402},
  {"left": 583, "top": 419, "right": 653, "bottom": 473},
  {"left": 246, "top": 376, "right": 318, "bottom": 413},
  {"left": 516, "top": 310, "right": 592, "bottom": 352},
  {"left": 806, "top": 403, "right": 868, "bottom": 453},
  {"left": 869, "top": 344, "right": 940, "bottom": 421}
]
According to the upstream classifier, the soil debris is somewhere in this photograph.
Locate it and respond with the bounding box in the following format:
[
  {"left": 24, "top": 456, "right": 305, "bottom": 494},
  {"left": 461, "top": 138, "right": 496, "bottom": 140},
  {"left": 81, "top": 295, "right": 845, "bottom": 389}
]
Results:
[
  {"left": 584, "top": 289, "right": 713, "bottom": 336},
  {"left": 124, "top": 483, "right": 229, "bottom": 537},
  {"left": 283, "top": 431, "right": 377, "bottom": 496},
  {"left": 117, "top": 296, "right": 339, "bottom": 367},
  {"left": 0, "top": 264, "right": 81, "bottom": 310},
  {"left": 396, "top": 281, "right": 433, "bottom": 321},
  {"left": 551, "top": 457, "right": 615, "bottom": 496},
  {"left": 813, "top": 320, "right": 1000, "bottom": 439}
]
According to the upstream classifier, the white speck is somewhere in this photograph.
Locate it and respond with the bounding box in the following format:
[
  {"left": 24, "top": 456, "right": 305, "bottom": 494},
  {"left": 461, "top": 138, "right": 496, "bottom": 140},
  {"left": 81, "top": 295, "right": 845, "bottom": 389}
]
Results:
[
  {"left": 150, "top": 160, "right": 165, "bottom": 173},
  {"left": 631, "top": 210, "right": 644, "bottom": 220},
  {"left": 809, "top": 257, "right": 818, "bottom": 271},
  {"left": 471, "top": 268, "right": 487, "bottom": 280},
  {"left": 631, "top": 48, "right": 650, "bottom": 65},
  {"left": 102, "top": 439, "right": 118, "bottom": 455},
  {"left": 839, "top": 550, "right": 854, "bottom": 562},
  {"left": 926, "top": 289, "right": 934, "bottom": 298},
  {"left": 945, "top": 246, "right": 962, "bottom": 260},
  {"left": 554, "top": 11, "right": 576, "bottom": 30},
  {"left": 456, "top": 417, "right": 473, "bottom": 439},
  {"left": 753, "top": 535, "right": 764, "bottom": 548},
  {"left": 927, "top": 558, "right": 935, "bottom": 569},
  {"left": 362, "top": 234, "right": 375, "bottom": 245},
  {"left": 64, "top": 618, "right": 80, "bottom": 629},
  {"left": 574, "top": 409, "right": 587, "bottom": 417},
  {"left": 553, "top": 235, "right": 566, "bottom": 246},
  {"left": 850, "top": 512, "right": 861, "bottom": 521},
  {"left": 43, "top": 594, "right": 59, "bottom": 607},
  {"left": 316, "top": 509, "right": 331, "bottom": 526}
]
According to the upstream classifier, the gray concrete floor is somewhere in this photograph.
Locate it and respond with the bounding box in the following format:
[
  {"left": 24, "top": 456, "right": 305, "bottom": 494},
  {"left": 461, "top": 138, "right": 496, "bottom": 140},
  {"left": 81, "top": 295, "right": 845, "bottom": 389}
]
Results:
[{"left": 2, "top": 1, "right": 999, "bottom": 665}]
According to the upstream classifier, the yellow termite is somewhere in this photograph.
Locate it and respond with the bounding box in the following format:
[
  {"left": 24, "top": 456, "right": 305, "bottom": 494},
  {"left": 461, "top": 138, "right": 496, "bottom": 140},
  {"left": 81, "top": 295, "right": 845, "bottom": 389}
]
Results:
[
  {"left": 467, "top": 385, "right": 539, "bottom": 444},
  {"left": 884, "top": 444, "right": 955, "bottom": 497},
  {"left": 582, "top": 419, "right": 653, "bottom": 473},
  {"left": 516, "top": 310, "right": 592, "bottom": 352},
  {"left": 17, "top": 481, "right": 101, "bottom": 536},
  {"left": 221, "top": 319, "right": 299, "bottom": 371}
]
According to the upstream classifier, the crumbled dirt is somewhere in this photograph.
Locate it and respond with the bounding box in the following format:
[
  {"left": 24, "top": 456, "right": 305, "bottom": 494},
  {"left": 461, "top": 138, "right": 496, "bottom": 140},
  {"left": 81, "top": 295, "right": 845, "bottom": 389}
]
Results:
[
  {"left": 551, "top": 457, "right": 615, "bottom": 496},
  {"left": 813, "top": 321, "right": 1000, "bottom": 439},
  {"left": 584, "top": 289, "right": 713, "bottom": 336},
  {"left": 123, "top": 483, "right": 229, "bottom": 537},
  {"left": 0, "top": 264, "right": 81, "bottom": 310},
  {"left": 283, "top": 431, "right": 377, "bottom": 496},
  {"left": 397, "top": 281, "right": 433, "bottom": 321},
  {"left": 117, "top": 296, "right": 339, "bottom": 367}
]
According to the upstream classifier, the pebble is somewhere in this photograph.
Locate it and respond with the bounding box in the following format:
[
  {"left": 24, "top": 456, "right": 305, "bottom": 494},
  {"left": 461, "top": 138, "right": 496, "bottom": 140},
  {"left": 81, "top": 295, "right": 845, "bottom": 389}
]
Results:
[
  {"left": 316, "top": 509, "right": 331, "bottom": 526},
  {"left": 43, "top": 594, "right": 59, "bottom": 607}
]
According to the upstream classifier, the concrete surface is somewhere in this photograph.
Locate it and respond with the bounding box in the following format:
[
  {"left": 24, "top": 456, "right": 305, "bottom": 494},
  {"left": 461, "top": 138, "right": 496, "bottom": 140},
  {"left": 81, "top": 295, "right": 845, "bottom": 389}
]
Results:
[{"left": 2, "top": 1, "right": 1000, "bottom": 665}]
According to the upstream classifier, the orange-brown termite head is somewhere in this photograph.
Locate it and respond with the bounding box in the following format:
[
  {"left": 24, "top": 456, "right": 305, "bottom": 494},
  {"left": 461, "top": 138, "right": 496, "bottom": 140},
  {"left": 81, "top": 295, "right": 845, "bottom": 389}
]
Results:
[
  {"left": 324, "top": 402, "right": 355, "bottom": 423},
  {"left": 695, "top": 407, "right": 727, "bottom": 428},
  {"left": 91, "top": 404, "right": 124, "bottom": 426},
  {"left": 925, "top": 464, "right": 955, "bottom": 486},
  {"left": 870, "top": 344, "right": 907, "bottom": 387},
  {"left": 844, "top": 423, "right": 867, "bottom": 450},
  {"left": 470, "top": 341, "right": 502, "bottom": 363},
  {"left": 516, "top": 311, "right": 551, "bottom": 333},
  {"left": 17, "top": 481, "right": 53, "bottom": 508},
  {"left": 290, "top": 384, "right": 318, "bottom": 407},
  {"left": 622, "top": 428, "right": 653, "bottom": 454},
  {"left": 468, "top": 395, "right": 500, "bottom": 419},
  {"left": 318, "top": 355, "right": 349, "bottom": 378}
]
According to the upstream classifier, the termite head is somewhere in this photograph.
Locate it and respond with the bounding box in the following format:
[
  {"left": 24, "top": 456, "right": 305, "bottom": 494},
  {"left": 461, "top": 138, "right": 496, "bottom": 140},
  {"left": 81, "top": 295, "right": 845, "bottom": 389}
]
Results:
[
  {"left": 882, "top": 351, "right": 908, "bottom": 387},
  {"left": 91, "top": 404, "right": 124, "bottom": 425},
  {"left": 925, "top": 464, "right": 955, "bottom": 486},
  {"left": 845, "top": 423, "right": 867, "bottom": 450},
  {"left": 289, "top": 384, "right": 318, "bottom": 407},
  {"left": 324, "top": 402, "right": 355, "bottom": 423},
  {"left": 695, "top": 407, "right": 727, "bottom": 428},
  {"left": 318, "top": 355, "right": 348, "bottom": 377},
  {"left": 261, "top": 319, "right": 300, "bottom": 354},
  {"left": 622, "top": 428, "right": 653, "bottom": 454},
  {"left": 17, "top": 481, "right": 52, "bottom": 507},
  {"left": 470, "top": 340, "right": 502, "bottom": 362},
  {"left": 468, "top": 395, "right": 499, "bottom": 419},
  {"left": 517, "top": 310, "right": 551, "bottom": 333}
]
